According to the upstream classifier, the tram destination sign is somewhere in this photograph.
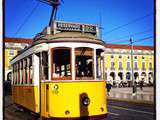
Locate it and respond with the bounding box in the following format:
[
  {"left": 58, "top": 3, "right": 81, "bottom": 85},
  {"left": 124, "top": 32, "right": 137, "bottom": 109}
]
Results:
[{"left": 56, "top": 21, "right": 97, "bottom": 34}]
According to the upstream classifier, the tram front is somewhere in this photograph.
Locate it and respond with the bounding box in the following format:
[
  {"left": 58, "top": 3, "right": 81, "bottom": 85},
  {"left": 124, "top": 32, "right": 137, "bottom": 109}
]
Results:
[{"left": 37, "top": 21, "right": 108, "bottom": 119}]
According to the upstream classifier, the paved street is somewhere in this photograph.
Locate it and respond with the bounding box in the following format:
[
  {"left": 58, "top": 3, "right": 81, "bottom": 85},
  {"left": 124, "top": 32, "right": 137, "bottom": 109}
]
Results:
[
  {"left": 4, "top": 94, "right": 155, "bottom": 120},
  {"left": 105, "top": 100, "right": 155, "bottom": 120}
]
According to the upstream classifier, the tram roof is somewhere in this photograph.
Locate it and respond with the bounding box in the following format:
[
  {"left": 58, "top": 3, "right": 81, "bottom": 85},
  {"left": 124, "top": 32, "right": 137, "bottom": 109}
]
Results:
[
  {"left": 33, "top": 32, "right": 105, "bottom": 45},
  {"left": 10, "top": 31, "right": 105, "bottom": 63}
]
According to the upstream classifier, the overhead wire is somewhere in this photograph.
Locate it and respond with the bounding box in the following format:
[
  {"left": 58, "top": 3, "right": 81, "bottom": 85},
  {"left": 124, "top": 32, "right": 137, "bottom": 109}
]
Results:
[
  {"left": 107, "top": 36, "right": 153, "bottom": 44},
  {"left": 14, "top": 2, "right": 40, "bottom": 37},
  {"left": 102, "top": 13, "right": 153, "bottom": 36},
  {"left": 132, "top": 36, "right": 153, "bottom": 43},
  {"left": 107, "top": 28, "right": 152, "bottom": 42}
]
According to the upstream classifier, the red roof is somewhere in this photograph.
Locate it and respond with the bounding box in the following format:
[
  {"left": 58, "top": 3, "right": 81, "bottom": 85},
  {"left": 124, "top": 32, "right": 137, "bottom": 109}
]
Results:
[
  {"left": 105, "top": 44, "right": 154, "bottom": 50},
  {"left": 5, "top": 37, "right": 33, "bottom": 44}
]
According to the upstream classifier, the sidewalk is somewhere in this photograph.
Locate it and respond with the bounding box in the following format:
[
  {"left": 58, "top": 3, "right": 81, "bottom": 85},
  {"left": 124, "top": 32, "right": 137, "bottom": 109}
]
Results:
[{"left": 107, "top": 87, "right": 154, "bottom": 104}]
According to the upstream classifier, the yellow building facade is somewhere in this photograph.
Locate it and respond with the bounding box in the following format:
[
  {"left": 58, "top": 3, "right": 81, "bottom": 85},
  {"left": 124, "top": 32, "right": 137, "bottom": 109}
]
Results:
[{"left": 104, "top": 44, "right": 154, "bottom": 86}]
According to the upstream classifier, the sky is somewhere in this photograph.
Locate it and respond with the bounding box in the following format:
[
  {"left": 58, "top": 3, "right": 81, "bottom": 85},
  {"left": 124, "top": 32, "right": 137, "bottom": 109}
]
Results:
[{"left": 5, "top": 0, "right": 154, "bottom": 46}]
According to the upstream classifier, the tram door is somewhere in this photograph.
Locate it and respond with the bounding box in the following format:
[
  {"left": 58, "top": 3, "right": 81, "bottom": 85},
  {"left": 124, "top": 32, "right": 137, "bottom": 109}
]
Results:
[{"left": 38, "top": 52, "right": 49, "bottom": 117}]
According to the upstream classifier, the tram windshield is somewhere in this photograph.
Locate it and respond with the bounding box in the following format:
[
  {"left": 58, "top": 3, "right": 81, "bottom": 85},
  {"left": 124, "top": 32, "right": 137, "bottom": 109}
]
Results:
[
  {"left": 51, "top": 47, "right": 104, "bottom": 81},
  {"left": 52, "top": 48, "right": 71, "bottom": 80},
  {"left": 75, "top": 47, "right": 94, "bottom": 80}
]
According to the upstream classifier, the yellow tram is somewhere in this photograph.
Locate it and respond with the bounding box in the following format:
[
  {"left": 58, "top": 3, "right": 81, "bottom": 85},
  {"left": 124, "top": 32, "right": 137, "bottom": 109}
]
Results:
[{"left": 10, "top": 21, "right": 108, "bottom": 119}]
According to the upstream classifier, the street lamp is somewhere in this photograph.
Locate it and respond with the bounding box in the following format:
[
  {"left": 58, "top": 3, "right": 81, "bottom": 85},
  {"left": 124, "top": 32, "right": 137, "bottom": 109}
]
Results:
[{"left": 130, "top": 38, "right": 137, "bottom": 95}]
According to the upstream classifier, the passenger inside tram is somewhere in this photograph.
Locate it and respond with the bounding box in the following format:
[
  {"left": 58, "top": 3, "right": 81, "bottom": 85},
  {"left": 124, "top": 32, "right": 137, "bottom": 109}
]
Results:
[{"left": 76, "top": 56, "right": 93, "bottom": 79}]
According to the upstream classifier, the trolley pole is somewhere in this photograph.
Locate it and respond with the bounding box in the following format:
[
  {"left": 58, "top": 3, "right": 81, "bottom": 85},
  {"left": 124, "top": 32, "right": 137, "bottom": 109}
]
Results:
[
  {"left": 130, "top": 38, "right": 137, "bottom": 95},
  {"left": 38, "top": 0, "right": 61, "bottom": 26}
]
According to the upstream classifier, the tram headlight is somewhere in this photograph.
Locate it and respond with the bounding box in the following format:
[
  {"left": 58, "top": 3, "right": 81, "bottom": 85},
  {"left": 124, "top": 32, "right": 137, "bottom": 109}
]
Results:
[{"left": 82, "top": 97, "right": 90, "bottom": 106}]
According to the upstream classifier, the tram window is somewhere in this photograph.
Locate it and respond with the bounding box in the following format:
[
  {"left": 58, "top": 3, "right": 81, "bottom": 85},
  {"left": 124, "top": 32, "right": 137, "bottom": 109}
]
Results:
[
  {"left": 13, "top": 64, "right": 15, "bottom": 84},
  {"left": 24, "top": 59, "right": 28, "bottom": 84},
  {"left": 96, "top": 49, "right": 104, "bottom": 80},
  {"left": 15, "top": 64, "right": 17, "bottom": 84},
  {"left": 15, "top": 63, "right": 18, "bottom": 84},
  {"left": 29, "top": 56, "right": 33, "bottom": 84},
  {"left": 18, "top": 62, "right": 20, "bottom": 84},
  {"left": 20, "top": 60, "right": 23, "bottom": 84},
  {"left": 42, "top": 52, "right": 48, "bottom": 80},
  {"left": 52, "top": 48, "right": 71, "bottom": 80},
  {"left": 75, "top": 47, "right": 94, "bottom": 80},
  {"left": 21, "top": 60, "right": 24, "bottom": 84},
  {"left": 12, "top": 65, "right": 14, "bottom": 84}
]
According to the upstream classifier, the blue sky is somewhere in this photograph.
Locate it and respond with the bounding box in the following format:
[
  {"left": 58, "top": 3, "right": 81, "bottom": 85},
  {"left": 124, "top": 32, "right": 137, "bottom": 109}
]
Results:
[{"left": 5, "top": 0, "right": 154, "bottom": 46}]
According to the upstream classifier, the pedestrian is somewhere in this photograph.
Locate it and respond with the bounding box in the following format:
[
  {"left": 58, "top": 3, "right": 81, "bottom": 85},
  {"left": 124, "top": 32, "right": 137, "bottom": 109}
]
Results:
[
  {"left": 139, "top": 80, "right": 144, "bottom": 91},
  {"left": 106, "top": 77, "right": 112, "bottom": 96}
]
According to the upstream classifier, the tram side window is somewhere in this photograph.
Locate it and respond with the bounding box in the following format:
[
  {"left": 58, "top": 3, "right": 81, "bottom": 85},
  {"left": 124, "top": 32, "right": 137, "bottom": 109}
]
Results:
[
  {"left": 96, "top": 49, "right": 104, "bottom": 80},
  {"left": 14, "top": 63, "right": 18, "bottom": 84},
  {"left": 21, "top": 60, "right": 24, "bottom": 84},
  {"left": 13, "top": 64, "right": 16, "bottom": 84},
  {"left": 52, "top": 48, "right": 71, "bottom": 80},
  {"left": 12, "top": 66, "right": 14, "bottom": 85},
  {"left": 12, "top": 64, "right": 14, "bottom": 84},
  {"left": 42, "top": 52, "right": 48, "bottom": 80},
  {"left": 20, "top": 60, "right": 23, "bottom": 84},
  {"left": 15, "top": 63, "right": 18, "bottom": 84},
  {"left": 75, "top": 47, "right": 94, "bottom": 80},
  {"left": 18, "top": 62, "right": 20, "bottom": 84},
  {"left": 24, "top": 59, "right": 28, "bottom": 84},
  {"left": 29, "top": 56, "right": 33, "bottom": 84}
]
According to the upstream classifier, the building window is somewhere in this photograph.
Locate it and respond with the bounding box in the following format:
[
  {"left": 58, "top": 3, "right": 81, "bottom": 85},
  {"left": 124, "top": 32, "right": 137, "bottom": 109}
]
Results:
[
  {"left": 134, "top": 62, "right": 138, "bottom": 70},
  {"left": 118, "top": 72, "right": 123, "bottom": 80},
  {"left": 126, "top": 72, "right": 131, "bottom": 80},
  {"left": 149, "top": 62, "right": 152, "bottom": 70},
  {"left": 127, "top": 56, "right": 130, "bottom": 59},
  {"left": 111, "top": 55, "right": 114, "bottom": 59},
  {"left": 119, "top": 55, "right": 122, "bottom": 59},
  {"left": 118, "top": 62, "right": 123, "bottom": 70},
  {"left": 9, "top": 50, "right": 14, "bottom": 56},
  {"left": 110, "top": 62, "right": 115, "bottom": 70},
  {"left": 134, "top": 56, "right": 137, "bottom": 59},
  {"left": 126, "top": 62, "right": 131, "bottom": 70},
  {"left": 142, "top": 56, "right": 145, "bottom": 59},
  {"left": 142, "top": 62, "right": 146, "bottom": 70}
]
